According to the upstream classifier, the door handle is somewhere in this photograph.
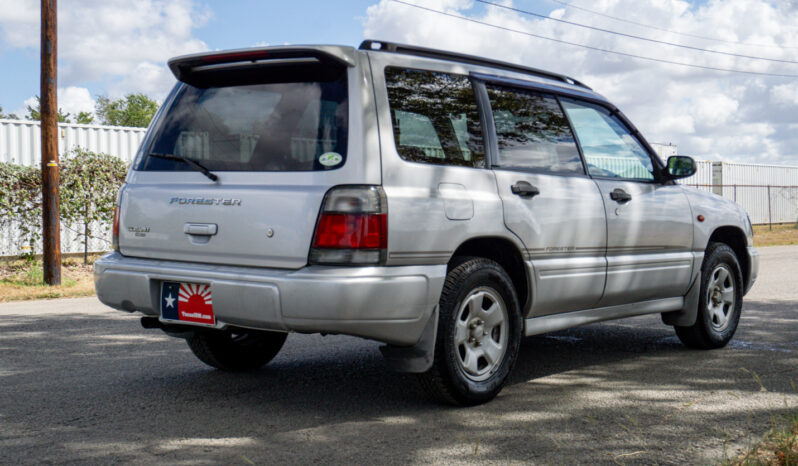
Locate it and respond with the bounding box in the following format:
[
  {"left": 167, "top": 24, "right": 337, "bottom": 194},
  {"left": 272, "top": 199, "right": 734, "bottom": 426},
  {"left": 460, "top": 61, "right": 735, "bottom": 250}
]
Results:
[
  {"left": 610, "top": 188, "right": 632, "bottom": 203},
  {"left": 511, "top": 181, "right": 540, "bottom": 198},
  {"left": 184, "top": 223, "right": 218, "bottom": 236}
]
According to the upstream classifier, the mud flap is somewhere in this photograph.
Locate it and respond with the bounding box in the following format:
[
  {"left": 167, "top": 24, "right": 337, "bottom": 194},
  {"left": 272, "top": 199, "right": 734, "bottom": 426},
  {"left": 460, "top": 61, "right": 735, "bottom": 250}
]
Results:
[
  {"left": 661, "top": 272, "right": 701, "bottom": 327},
  {"left": 380, "top": 306, "right": 438, "bottom": 373}
]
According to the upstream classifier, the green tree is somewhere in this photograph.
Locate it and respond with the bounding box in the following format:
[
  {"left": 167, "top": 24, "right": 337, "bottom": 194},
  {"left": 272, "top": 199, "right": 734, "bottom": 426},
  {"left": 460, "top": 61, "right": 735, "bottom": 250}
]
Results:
[
  {"left": 0, "top": 105, "right": 20, "bottom": 120},
  {"left": 25, "top": 96, "right": 71, "bottom": 123},
  {"left": 75, "top": 111, "right": 95, "bottom": 124},
  {"left": 95, "top": 93, "right": 159, "bottom": 127}
]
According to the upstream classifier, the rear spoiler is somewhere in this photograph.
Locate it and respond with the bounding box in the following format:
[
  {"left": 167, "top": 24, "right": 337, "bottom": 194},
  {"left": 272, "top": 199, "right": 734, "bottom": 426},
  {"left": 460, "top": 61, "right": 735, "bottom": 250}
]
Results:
[{"left": 168, "top": 45, "right": 357, "bottom": 83}]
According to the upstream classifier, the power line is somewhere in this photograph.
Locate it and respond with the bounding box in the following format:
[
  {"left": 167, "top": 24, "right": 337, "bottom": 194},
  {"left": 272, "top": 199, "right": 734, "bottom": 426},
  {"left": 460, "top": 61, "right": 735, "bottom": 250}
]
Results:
[
  {"left": 477, "top": 0, "right": 798, "bottom": 64},
  {"left": 546, "top": 0, "right": 798, "bottom": 50},
  {"left": 389, "top": 0, "right": 798, "bottom": 78}
]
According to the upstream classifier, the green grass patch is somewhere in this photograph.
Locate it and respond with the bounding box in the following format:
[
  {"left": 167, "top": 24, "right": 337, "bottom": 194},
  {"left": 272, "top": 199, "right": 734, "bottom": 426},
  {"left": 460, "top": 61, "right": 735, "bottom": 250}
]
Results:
[
  {"left": 1, "top": 264, "right": 77, "bottom": 288},
  {"left": 0, "top": 259, "right": 95, "bottom": 302}
]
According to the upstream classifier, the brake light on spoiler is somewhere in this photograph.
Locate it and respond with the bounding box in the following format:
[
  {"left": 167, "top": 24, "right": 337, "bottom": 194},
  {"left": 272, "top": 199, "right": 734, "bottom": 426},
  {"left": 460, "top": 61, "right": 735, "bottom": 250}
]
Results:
[
  {"left": 199, "top": 50, "right": 273, "bottom": 63},
  {"left": 167, "top": 46, "right": 356, "bottom": 84}
]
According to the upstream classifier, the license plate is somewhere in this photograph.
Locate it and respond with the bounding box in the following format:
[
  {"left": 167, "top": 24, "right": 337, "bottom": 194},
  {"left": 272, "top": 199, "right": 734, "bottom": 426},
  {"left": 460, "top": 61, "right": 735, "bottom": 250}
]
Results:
[{"left": 160, "top": 281, "right": 216, "bottom": 326}]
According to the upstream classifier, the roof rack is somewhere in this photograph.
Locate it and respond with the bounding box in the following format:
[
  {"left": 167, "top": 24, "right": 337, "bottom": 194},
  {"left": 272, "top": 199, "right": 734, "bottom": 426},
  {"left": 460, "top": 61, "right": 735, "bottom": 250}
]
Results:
[{"left": 359, "top": 40, "right": 590, "bottom": 90}]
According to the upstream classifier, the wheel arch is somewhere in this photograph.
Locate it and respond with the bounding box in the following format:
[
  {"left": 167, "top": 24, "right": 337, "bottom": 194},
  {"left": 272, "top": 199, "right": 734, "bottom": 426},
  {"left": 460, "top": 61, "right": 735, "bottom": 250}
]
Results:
[
  {"left": 448, "top": 236, "right": 530, "bottom": 313},
  {"left": 663, "top": 225, "right": 750, "bottom": 328},
  {"left": 707, "top": 225, "right": 749, "bottom": 290}
]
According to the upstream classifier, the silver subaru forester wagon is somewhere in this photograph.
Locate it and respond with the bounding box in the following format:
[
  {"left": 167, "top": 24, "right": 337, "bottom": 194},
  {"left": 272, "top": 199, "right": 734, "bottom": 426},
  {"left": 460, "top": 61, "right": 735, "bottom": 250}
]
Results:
[{"left": 95, "top": 40, "right": 759, "bottom": 405}]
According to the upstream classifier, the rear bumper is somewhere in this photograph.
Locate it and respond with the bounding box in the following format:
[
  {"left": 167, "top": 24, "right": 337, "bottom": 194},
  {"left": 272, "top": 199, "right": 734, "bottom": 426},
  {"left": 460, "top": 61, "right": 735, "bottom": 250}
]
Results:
[
  {"left": 94, "top": 252, "right": 446, "bottom": 346},
  {"left": 745, "top": 246, "right": 759, "bottom": 295}
]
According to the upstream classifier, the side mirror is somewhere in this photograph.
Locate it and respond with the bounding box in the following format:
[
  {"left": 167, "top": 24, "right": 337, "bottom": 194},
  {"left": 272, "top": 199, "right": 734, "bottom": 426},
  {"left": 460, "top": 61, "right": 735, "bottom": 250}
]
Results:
[{"left": 665, "top": 155, "right": 696, "bottom": 179}]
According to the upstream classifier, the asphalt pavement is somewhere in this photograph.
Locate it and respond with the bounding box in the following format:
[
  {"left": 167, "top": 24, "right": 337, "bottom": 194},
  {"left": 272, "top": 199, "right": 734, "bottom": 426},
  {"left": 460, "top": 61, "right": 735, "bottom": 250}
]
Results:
[{"left": 1, "top": 246, "right": 798, "bottom": 464}]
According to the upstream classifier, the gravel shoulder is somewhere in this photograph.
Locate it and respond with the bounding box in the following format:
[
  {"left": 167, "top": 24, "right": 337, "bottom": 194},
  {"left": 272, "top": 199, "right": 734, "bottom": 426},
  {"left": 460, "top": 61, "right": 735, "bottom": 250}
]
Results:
[{"left": 1, "top": 246, "right": 797, "bottom": 464}]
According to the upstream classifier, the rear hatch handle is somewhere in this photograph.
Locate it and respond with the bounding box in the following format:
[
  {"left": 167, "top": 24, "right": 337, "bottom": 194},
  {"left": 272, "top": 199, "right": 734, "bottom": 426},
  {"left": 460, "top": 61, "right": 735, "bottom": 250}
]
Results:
[{"left": 184, "top": 223, "right": 218, "bottom": 236}]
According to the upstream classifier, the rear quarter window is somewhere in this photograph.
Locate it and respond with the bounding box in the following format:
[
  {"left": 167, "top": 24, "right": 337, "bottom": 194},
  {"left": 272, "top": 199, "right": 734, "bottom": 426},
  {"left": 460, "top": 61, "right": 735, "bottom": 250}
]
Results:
[
  {"left": 385, "top": 67, "right": 486, "bottom": 168},
  {"left": 486, "top": 84, "right": 583, "bottom": 174}
]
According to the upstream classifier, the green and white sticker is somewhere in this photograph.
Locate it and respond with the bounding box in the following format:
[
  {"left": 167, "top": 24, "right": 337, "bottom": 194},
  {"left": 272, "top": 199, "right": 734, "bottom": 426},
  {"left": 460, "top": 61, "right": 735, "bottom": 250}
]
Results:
[{"left": 319, "top": 152, "right": 343, "bottom": 167}]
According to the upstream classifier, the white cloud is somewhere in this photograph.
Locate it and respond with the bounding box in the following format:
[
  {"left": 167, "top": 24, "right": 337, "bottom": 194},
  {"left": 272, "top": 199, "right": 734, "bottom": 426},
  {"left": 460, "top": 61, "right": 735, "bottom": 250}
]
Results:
[
  {"left": 58, "top": 87, "right": 95, "bottom": 116},
  {"left": 771, "top": 82, "right": 798, "bottom": 107},
  {"left": 18, "top": 96, "right": 37, "bottom": 118},
  {"left": 108, "top": 62, "right": 174, "bottom": 100},
  {"left": 0, "top": 0, "right": 210, "bottom": 101},
  {"left": 691, "top": 94, "right": 740, "bottom": 128},
  {"left": 653, "top": 115, "right": 696, "bottom": 135},
  {"left": 0, "top": 1, "right": 39, "bottom": 48},
  {"left": 15, "top": 86, "right": 95, "bottom": 119},
  {"left": 362, "top": 0, "right": 798, "bottom": 165}
]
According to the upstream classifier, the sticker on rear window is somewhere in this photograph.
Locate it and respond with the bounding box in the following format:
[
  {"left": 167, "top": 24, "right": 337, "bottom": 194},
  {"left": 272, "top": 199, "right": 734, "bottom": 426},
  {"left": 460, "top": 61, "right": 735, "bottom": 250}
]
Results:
[{"left": 319, "top": 152, "right": 343, "bottom": 167}]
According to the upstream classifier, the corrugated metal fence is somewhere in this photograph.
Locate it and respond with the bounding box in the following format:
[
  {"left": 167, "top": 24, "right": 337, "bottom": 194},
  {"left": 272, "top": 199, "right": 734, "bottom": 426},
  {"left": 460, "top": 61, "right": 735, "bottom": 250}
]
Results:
[
  {"left": 720, "top": 164, "right": 798, "bottom": 224},
  {"left": 682, "top": 160, "right": 714, "bottom": 189},
  {"left": 0, "top": 118, "right": 145, "bottom": 166}
]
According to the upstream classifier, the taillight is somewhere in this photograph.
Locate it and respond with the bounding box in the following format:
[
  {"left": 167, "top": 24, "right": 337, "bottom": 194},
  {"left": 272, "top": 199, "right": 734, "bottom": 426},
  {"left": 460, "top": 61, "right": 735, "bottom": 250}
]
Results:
[
  {"left": 112, "top": 206, "right": 120, "bottom": 251},
  {"left": 310, "top": 186, "right": 387, "bottom": 265}
]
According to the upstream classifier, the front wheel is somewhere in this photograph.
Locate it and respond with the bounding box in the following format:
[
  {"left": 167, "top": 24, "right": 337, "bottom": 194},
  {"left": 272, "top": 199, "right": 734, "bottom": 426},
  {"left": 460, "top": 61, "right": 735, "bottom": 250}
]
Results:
[
  {"left": 186, "top": 329, "right": 287, "bottom": 371},
  {"left": 418, "top": 258, "right": 522, "bottom": 406},
  {"left": 675, "top": 242, "right": 743, "bottom": 349}
]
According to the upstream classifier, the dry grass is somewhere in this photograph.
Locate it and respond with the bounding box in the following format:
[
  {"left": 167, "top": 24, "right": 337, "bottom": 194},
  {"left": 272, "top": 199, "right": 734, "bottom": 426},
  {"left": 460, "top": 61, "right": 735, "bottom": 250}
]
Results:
[
  {"left": 726, "top": 414, "right": 798, "bottom": 466},
  {"left": 753, "top": 224, "right": 798, "bottom": 248},
  {"left": 0, "top": 256, "right": 97, "bottom": 303},
  {"left": 0, "top": 224, "right": 794, "bottom": 303}
]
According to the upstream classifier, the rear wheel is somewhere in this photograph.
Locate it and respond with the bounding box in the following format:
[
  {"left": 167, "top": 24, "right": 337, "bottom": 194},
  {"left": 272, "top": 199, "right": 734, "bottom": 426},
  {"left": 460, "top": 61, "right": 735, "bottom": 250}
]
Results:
[
  {"left": 675, "top": 242, "right": 743, "bottom": 349},
  {"left": 186, "top": 329, "right": 287, "bottom": 371},
  {"left": 418, "top": 257, "right": 522, "bottom": 406}
]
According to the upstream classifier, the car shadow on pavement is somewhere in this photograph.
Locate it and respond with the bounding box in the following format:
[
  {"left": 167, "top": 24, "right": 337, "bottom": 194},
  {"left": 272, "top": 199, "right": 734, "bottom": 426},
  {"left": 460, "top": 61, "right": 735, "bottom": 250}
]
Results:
[{"left": 2, "top": 299, "right": 797, "bottom": 464}]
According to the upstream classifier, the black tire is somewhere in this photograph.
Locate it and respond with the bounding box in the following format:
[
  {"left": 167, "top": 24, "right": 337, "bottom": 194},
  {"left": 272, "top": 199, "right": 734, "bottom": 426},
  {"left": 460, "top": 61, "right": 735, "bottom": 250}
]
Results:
[
  {"left": 186, "top": 329, "right": 287, "bottom": 371},
  {"left": 417, "top": 257, "right": 523, "bottom": 406},
  {"left": 675, "top": 242, "right": 744, "bottom": 349}
]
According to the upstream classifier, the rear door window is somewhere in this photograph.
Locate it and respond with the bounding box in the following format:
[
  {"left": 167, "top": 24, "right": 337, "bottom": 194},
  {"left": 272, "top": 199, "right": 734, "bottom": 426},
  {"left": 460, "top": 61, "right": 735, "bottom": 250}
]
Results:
[
  {"left": 138, "top": 66, "right": 348, "bottom": 172},
  {"left": 385, "top": 67, "right": 486, "bottom": 168},
  {"left": 486, "top": 84, "right": 583, "bottom": 174}
]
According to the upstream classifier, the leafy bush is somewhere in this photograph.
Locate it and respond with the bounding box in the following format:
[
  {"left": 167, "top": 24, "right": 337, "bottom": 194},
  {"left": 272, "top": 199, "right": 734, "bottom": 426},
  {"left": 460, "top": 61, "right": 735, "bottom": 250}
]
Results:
[
  {"left": 0, "top": 163, "right": 43, "bottom": 252},
  {"left": 60, "top": 148, "right": 127, "bottom": 254},
  {"left": 0, "top": 148, "right": 128, "bottom": 259}
]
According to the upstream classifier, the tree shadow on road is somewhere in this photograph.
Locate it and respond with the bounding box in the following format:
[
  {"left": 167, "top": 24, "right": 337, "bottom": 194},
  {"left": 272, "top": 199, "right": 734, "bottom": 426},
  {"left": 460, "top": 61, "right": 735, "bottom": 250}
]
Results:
[{"left": 1, "top": 299, "right": 797, "bottom": 464}]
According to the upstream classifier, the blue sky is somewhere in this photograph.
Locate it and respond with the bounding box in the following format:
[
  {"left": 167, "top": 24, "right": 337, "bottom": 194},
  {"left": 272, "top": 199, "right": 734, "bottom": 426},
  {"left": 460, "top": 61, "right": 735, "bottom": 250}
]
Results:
[
  {"left": 0, "top": 0, "right": 553, "bottom": 115},
  {"left": 0, "top": 0, "right": 796, "bottom": 164},
  {"left": 0, "top": 1, "right": 384, "bottom": 112}
]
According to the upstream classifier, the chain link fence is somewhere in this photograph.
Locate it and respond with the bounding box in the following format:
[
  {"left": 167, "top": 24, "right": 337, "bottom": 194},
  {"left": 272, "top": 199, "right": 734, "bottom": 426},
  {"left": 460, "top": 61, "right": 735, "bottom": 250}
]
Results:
[{"left": 684, "top": 183, "right": 798, "bottom": 228}]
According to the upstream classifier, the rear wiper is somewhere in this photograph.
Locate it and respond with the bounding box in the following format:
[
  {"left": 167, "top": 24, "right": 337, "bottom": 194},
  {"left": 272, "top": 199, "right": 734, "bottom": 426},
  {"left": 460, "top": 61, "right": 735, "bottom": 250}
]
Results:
[{"left": 148, "top": 152, "right": 219, "bottom": 182}]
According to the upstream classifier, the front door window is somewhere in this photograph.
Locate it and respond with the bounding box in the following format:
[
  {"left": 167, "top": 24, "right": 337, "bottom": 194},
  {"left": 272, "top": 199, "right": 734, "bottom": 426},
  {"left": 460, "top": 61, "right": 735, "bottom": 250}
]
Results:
[{"left": 560, "top": 98, "right": 655, "bottom": 181}]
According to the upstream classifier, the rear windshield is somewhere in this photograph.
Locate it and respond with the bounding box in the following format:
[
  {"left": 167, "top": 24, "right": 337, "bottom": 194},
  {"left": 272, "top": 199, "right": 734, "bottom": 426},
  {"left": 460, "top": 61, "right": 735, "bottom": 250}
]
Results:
[{"left": 138, "top": 66, "right": 348, "bottom": 172}]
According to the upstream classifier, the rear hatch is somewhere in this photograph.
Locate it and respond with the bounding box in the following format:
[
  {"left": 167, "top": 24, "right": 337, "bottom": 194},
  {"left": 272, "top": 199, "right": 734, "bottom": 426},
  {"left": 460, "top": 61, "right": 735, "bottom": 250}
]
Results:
[{"left": 118, "top": 47, "right": 367, "bottom": 269}]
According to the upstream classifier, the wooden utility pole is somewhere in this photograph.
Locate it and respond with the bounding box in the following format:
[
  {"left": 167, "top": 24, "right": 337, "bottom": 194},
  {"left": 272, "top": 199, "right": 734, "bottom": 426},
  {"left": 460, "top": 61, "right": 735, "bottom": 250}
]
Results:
[{"left": 41, "top": 0, "right": 61, "bottom": 285}]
